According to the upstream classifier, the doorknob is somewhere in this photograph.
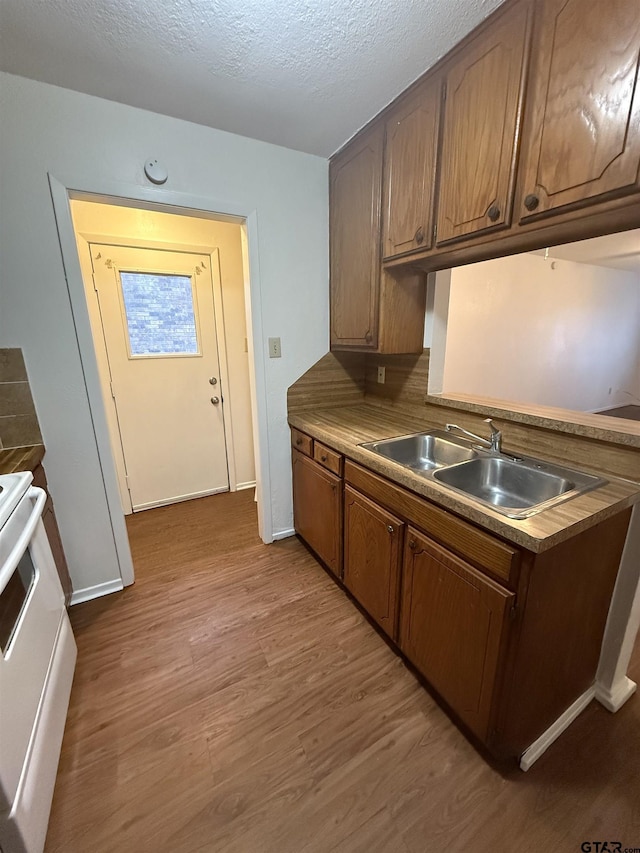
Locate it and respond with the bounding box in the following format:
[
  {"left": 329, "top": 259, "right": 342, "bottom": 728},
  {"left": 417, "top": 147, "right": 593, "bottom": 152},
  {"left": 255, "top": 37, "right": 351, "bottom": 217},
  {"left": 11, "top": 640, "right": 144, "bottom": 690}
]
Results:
[
  {"left": 210, "top": 396, "right": 220, "bottom": 405},
  {"left": 209, "top": 377, "right": 218, "bottom": 385}
]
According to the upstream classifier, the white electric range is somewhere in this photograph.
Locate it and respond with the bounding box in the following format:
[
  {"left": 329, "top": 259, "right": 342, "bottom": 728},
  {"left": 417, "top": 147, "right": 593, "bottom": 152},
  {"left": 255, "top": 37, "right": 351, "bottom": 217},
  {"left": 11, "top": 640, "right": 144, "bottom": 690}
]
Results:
[{"left": 0, "top": 471, "right": 76, "bottom": 853}]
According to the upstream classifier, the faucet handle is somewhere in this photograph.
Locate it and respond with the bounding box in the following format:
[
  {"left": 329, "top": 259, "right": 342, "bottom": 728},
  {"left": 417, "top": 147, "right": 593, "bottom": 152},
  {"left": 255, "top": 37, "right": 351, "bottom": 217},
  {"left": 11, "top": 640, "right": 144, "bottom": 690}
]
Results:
[{"left": 484, "top": 418, "right": 502, "bottom": 452}]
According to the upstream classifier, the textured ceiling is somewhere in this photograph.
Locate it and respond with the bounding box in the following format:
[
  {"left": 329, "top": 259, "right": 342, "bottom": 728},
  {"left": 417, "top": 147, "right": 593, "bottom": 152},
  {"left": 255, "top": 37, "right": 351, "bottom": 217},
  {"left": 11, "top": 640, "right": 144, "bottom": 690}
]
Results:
[{"left": 0, "top": 0, "right": 504, "bottom": 156}]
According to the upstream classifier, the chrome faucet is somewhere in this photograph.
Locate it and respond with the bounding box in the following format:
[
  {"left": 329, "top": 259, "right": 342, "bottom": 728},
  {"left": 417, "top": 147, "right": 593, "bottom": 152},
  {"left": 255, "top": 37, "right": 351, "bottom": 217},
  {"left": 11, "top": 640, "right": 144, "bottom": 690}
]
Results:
[{"left": 445, "top": 418, "right": 502, "bottom": 453}]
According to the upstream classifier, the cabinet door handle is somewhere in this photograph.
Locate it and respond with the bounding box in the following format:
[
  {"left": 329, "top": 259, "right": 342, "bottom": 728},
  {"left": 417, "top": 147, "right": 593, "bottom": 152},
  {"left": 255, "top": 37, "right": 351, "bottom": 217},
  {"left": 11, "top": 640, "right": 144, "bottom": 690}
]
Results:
[
  {"left": 414, "top": 226, "right": 425, "bottom": 245},
  {"left": 524, "top": 193, "right": 539, "bottom": 212},
  {"left": 387, "top": 525, "right": 394, "bottom": 534},
  {"left": 408, "top": 539, "right": 417, "bottom": 550},
  {"left": 365, "top": 331, "right": 373, "bottom": 344},
  {"left": 487, "top": 204, "right": 500, "bottom": 222}
]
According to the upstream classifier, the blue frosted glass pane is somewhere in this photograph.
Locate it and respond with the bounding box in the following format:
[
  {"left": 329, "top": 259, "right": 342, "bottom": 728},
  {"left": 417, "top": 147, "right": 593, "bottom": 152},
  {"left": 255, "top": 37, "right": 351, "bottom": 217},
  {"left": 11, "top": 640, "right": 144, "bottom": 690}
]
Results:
[{"left": 120, "top": 272, "right": 198, "bottom": 355}]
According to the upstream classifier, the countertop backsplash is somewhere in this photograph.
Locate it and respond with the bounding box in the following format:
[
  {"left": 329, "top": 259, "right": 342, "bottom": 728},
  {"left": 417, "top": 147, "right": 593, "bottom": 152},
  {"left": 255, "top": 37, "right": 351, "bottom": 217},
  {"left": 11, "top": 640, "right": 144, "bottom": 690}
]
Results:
[{"left": 0, "top": 348, "right": 43, "bottom": 450}]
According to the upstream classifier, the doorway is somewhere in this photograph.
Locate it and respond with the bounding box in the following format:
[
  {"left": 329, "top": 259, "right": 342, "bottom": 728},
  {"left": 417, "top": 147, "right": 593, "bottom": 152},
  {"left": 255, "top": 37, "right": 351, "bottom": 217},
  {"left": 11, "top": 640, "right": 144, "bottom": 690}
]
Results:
[
  {"left": 90, "top": 242, "right": 232, "bottom": 511},
  {"left": 66, "top": 196, "right": 259, "bottom": 582}
]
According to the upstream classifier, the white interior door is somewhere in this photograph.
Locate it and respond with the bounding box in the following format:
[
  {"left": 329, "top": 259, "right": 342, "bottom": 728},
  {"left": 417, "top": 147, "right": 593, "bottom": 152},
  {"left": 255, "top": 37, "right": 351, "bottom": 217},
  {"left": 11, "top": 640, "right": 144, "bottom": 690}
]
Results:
[{"left": 91, "top": 244, "right": 229, "bottom": 511}]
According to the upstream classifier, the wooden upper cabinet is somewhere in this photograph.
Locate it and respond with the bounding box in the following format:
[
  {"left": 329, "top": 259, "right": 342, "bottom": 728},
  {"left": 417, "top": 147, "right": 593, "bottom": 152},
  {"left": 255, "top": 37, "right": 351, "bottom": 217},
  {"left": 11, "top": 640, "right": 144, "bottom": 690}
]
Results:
[
  {"left": 435, "top": 2, "right": 531, "bottom": 245},
  {"left": 330, "top": 123, "right": 384, "bottom": 349},
  {"left": 382, "top": 78, "right": 442, "bottom": 260},
  {"left": 343, "top": 486, "right": 404, "bottom": 640},
  {"left": 517, "top": 0, "right": 640, "bottom": 220},
  {"left": 399, "top": 528, "right": 513, "bottom": 741}
]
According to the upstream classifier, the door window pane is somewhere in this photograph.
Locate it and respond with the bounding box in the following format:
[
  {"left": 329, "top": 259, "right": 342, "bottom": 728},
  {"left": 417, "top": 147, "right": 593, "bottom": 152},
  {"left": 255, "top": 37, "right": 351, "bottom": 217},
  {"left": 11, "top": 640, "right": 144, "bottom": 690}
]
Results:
[{"left": 120, "top": 272, "right": 199, "bottom": 356}]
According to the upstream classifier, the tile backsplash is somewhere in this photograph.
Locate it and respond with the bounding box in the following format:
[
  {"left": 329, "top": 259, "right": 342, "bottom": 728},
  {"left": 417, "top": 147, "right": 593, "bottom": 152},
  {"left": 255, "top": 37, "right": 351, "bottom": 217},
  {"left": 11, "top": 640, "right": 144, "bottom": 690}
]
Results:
[{"left": 0, "top": 349, "right": 42, "bottom": 449}]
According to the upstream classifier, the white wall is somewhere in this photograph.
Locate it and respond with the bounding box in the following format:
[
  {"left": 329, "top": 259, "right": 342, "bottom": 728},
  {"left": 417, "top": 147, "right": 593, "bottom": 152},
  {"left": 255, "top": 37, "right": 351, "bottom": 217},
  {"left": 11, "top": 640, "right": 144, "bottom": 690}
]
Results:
[
  {"left": 633, "top": 313, "right": 640, "bottom": 405},
  {"left": 442, "top": 253, "right": 640, "bottom": 412},
  {"left": 70, "top": 201, "right": 256, "bottom": 502},
  {"left": 0, "top": 73, "right": 329, "bottom": 596}
]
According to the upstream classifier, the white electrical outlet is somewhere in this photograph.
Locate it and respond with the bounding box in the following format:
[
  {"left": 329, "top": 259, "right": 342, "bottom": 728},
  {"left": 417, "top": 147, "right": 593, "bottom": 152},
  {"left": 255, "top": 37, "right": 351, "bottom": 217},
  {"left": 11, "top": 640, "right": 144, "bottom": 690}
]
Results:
[
  {"left": 268, "top": 337, "right": 282, "bottom": 358},
  {"left": 377, "top": 366, "right": 386, "bottom": 384}
]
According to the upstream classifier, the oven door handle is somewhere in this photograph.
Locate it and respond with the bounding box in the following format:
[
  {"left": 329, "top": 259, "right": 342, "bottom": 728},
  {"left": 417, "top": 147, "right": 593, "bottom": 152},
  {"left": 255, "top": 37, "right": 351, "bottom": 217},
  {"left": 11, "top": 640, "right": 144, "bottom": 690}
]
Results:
[{"left": 0, "top": 486, "right": 47, "bottom": 594}]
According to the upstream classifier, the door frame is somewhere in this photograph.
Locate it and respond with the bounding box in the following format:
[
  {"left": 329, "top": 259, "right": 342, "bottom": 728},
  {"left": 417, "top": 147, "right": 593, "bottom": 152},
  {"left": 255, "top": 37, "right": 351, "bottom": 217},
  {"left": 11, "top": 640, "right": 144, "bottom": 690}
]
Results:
[
  {"left": 80, "top": 240, "right": 242, "bottom": 515},
  {"left": 49, "top": 175, "right": 273, "bottom": 588}
]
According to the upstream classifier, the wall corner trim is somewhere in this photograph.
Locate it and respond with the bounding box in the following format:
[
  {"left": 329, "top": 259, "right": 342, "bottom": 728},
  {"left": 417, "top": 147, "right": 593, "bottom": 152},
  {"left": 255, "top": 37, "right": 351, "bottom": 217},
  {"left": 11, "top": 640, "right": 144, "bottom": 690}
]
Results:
[
  {"left": 519, "top": 687, "right": 595, "bottom": 771},
  {"left": 69, "top": 578, "right": 124, "bottom": 606},
  {"left": 272, "top": 527, "right": 295, "bottom": 541}
]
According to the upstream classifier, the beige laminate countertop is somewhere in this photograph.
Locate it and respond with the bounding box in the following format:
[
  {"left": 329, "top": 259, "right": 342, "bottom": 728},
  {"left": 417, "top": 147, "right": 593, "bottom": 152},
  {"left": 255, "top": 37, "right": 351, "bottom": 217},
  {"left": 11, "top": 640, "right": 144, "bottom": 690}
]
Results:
[
  {"left": 289, "top": 404, "right": 640, "bottom": 553},
  {"left": 0, "top": 444, "right": 45, "bottom": 475}
]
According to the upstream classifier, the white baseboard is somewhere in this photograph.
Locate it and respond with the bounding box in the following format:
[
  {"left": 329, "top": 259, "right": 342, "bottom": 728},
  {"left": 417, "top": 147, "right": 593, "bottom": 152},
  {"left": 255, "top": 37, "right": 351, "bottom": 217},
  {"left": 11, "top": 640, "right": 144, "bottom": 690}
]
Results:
[
  {"left": 519, "top": 686, "right": 595, "bottom": 771},
  {"left": 272, "top": 527, "right": 295, "bottom": 541},
  {"left": 69, "top": 578, "right": 124, "bottom": 606},
  {"left": 595, "top": 676, "right": 637, "bottom": 712},
  {"left": 235, "top": 481, "right": 257, "bottom": 491}
]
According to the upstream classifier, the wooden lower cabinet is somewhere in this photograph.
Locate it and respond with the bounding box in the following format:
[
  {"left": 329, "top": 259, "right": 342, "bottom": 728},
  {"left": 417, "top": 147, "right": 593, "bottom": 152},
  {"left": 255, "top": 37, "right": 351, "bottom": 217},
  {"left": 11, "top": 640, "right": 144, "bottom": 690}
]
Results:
[
  {"left": 292, "top": 445, "right": 632, "bottom": 760},
  {"left": 399, "top": 527, "right": 514, "bottom": 741},
  {"left": 292, "top": 448, "right": 343, "bottom": 577},
  {"left": 343, "top": 486, "right": 404, "bottom": 640}
]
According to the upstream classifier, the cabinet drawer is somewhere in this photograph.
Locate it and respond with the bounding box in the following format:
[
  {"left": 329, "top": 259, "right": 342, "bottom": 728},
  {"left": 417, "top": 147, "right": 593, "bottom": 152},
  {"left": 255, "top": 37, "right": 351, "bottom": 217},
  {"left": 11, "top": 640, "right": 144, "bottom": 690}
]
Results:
[
  {"left": 291, "top": 428, "right": 313, "bottom": 457},
  {"left": 313, "top": 442, "right": 343, "bottom": 476},
  {"left": 345, "top": 460, "right": 520, "bottom": 587}
]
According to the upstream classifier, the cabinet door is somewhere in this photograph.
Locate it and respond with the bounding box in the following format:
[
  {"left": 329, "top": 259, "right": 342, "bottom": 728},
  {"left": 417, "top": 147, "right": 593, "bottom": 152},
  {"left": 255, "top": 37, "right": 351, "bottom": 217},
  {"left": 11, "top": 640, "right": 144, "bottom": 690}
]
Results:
[
  {"left": 382, "top": 78, "right": 441, "bottom": 259},
  {"left": 435, "top": 2, "right": 531, "bottom": 245},
  {"left": 518, "top": 0, "right": 640, "bottom": 220},
  {"left": 343, "top": 486, "right": 404, "bottom": 640},
  {"left": 330, "top": 123, "right": 384, "bottom": 349},
  {"left": 399, "top": 528, "right": 513, "bottom": 740},
  {"left": 292, "top": 449, "right": 343, "bottom": 577}
]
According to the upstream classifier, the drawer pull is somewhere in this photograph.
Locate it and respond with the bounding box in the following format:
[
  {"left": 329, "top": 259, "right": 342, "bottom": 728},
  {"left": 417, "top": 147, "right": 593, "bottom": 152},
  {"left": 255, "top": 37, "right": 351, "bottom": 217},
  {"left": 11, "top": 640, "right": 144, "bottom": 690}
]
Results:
[
  {"left": 296, "top": 438, "right": 303, "bottom": 446},
  {"left": 321, "top": 455, "right": 328, "bottom": 462}
]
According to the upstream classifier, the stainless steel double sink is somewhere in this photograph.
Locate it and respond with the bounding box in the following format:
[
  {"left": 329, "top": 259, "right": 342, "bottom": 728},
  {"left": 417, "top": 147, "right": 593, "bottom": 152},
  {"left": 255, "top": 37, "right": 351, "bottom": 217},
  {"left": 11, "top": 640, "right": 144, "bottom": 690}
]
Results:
[{"left": 359, "top": 430, "right": 606, "bottom": 519}]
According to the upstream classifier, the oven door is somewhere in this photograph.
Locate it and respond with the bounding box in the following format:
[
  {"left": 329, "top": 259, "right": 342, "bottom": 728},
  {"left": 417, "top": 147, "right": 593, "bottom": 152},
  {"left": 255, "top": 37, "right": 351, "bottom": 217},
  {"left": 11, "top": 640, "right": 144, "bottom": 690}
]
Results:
[{"left": 0, "top": 486, "right": 65, "bottom": 811}]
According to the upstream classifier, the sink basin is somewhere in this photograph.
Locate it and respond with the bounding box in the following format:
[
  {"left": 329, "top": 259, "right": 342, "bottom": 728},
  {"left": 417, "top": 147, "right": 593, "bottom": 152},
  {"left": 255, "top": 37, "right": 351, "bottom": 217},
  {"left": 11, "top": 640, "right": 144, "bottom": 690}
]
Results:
[
  {"left": 360, "top": 430, "right": 477, "bottom": 471},
  {"left": 359, "top": 429, "right": 607, "bottom": 519},
  {"left": 432, "top": 456, "right": 605, "bottom": 518}
]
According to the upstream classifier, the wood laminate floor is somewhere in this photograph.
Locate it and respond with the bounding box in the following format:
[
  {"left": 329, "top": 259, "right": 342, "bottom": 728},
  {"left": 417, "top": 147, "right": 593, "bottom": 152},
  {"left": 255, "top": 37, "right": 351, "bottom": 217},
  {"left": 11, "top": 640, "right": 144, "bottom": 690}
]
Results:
[{"left": 46, "top": 491, "right": 640, "bottom": 853}]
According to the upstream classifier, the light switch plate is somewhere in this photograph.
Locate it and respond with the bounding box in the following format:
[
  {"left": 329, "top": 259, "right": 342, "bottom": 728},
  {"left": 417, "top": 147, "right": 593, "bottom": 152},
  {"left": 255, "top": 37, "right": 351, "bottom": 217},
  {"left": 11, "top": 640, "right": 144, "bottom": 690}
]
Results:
[{"left": 268, "top": 337, "right": 282, "bottom": 358}]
